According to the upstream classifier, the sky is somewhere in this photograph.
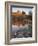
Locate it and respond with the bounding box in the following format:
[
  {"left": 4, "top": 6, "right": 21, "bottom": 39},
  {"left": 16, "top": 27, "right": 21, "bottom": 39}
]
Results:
[{"left": 12, "top": 7, "right": 32, "bottom": 15}]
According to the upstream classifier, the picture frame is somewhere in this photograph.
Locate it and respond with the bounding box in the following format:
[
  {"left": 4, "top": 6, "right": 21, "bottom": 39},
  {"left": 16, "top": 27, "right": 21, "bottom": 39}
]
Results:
[{"left": 5, "top": 1, "right": 37, "bottom": 45}]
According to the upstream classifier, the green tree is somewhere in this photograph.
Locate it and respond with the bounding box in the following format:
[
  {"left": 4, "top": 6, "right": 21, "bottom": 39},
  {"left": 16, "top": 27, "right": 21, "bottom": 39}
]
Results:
[{"left": 29, "top": 11, "right": 32, "bottom": 15}]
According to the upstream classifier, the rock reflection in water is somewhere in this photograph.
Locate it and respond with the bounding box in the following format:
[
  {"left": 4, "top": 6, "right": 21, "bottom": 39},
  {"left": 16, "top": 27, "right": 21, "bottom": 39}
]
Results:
[{"left": 10, "top": 24, "right": 32, "bottom": 38}]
